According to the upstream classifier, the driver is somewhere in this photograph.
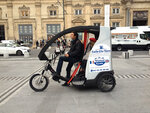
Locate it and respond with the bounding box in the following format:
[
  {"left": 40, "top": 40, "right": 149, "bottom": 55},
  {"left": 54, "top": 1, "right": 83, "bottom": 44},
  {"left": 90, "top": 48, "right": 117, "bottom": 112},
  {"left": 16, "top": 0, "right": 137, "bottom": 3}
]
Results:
[{"left": 56, "top": 32, "right": 84, "bottom": 86}]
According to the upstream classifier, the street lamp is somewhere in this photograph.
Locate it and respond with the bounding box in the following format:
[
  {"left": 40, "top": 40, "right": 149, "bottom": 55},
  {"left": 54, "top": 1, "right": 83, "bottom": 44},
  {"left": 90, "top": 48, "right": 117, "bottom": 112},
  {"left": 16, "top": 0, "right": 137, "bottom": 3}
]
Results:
[
  {"left": 63, "top": 0, "right": 65, "bottom": 30},
  {"left": 56, "top": 0, "right": 66, "bottom": 31}
]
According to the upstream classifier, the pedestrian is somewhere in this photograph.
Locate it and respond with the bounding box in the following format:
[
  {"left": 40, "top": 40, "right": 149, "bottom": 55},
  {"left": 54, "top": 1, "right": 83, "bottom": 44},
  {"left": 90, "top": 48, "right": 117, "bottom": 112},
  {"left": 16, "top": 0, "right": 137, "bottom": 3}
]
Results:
[
  {"left": 56, "top": 32, "right": 84, "bottom": 86},
  {"left": 36, "top": 40, "right": 39, "bottom": 49},
  {"left": 40, "top": 40, "right": 42, "bottom": 48},
  {"left": 62, "top": 37, "right": 66, "bottom": 47},
  {"left": 57, "top": 38, "right": 60, "bottom": 47},
  {"left": 17, "top": 40, "right": 21, "bottom": 45},
  {"left": 42, "top": 39, "right": 45, "bottom": 47}
]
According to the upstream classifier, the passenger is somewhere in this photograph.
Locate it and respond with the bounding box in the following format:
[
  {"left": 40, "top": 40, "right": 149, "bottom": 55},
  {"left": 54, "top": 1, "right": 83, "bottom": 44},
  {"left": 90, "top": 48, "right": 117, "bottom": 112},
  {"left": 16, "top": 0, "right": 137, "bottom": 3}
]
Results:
[
  {"left": 80, "top": 38, "right": 96, "bottom": 72},
  {"left": 56, "top": 32, "right": 84, "bottom": 86}
]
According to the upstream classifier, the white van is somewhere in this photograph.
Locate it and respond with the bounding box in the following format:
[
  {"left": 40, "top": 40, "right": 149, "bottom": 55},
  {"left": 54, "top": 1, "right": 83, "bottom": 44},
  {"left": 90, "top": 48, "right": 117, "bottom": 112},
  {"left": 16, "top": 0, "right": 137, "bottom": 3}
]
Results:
[{"left": 111, "top": 26, "right": 150, "bottom": 51}]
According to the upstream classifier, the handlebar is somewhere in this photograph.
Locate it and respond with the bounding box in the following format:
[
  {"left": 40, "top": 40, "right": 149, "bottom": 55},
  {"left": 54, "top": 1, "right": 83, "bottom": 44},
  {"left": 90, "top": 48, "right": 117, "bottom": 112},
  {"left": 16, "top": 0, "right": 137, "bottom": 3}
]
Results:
[
  {"left": 45, "top": 47, "right": 66, "bottom": 74},
  {"left": 47, "top": 54, "right": 58, "bottom": 62}
]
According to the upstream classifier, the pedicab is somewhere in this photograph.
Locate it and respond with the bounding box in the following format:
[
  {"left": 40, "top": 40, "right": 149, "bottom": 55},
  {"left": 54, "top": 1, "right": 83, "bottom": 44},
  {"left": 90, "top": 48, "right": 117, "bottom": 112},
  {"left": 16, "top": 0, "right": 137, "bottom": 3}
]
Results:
[{"left": 29, "top": 26, "right": 116, "bottom": 92}]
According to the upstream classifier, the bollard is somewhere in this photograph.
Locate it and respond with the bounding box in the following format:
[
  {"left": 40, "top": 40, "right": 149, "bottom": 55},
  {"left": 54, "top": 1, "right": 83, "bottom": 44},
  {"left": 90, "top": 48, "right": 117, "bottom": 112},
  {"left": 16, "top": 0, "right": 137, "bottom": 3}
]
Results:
[
  {"left": 3, "top": 52, "right": 9, "bottom": 58},
  {"left": 122, "top": 52, "right": 129, "bottom": 59},
  {"left": 149, "top": 49, "right": 150, "bottom": 55},
  {"left": 125, "top": 52, "right": 129, "bottom": 59},
  {"left": 45, "top": 52, "right": 50, "bottom": 58},
  {"left": 37, "top": 47, "right": 40, "bottom": 49},
  {"left": 24, "top": 52, "right": 30, "bottom": 58},
  {"left": 128, "top": 50, "right": 134, "bottom": 56},
  {"left": 48, "top": 46, "right": 51, "bottom": 50}
]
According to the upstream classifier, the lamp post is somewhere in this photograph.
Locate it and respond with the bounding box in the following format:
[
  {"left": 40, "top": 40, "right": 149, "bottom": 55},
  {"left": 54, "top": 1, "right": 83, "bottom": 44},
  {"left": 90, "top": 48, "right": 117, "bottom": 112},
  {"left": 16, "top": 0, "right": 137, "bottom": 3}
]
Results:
[
  {"left": 104, "top": 4, "right": 110, "bottom": 27},
  {"left": 56, "top": 0, "right": 66, "bottom": 31},
  {"left": 63, "top": 0, "right": 65, "bottom": 31}
]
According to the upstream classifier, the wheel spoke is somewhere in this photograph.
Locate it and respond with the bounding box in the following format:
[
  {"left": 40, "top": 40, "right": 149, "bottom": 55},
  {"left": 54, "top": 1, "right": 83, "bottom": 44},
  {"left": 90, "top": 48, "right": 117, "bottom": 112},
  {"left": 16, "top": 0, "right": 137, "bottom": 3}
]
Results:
[{"left": 32, "top": 75, "right": 47, "bottom": 89}]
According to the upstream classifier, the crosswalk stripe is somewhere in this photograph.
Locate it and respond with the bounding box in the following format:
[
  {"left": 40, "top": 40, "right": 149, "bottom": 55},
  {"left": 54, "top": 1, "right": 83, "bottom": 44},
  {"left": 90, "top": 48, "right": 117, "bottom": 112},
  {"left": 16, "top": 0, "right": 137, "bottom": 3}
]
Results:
[
  {"left": 145, "top": 74, "right": 150, "bottom": 78},
  {"left": 125, "top": 75, "right": 132, "bottom": 78},
  {"left": 115, "top": 74, "right": 150, "bottom": 79},
  {"left": 0, "top": 74, "right": 150, "bottom": 81},
  {"left": 137, "top": 74, "right": 145, "bottom": 78},
  {"left": 0, "top": 76, "right": 25, "bottom": 81}
]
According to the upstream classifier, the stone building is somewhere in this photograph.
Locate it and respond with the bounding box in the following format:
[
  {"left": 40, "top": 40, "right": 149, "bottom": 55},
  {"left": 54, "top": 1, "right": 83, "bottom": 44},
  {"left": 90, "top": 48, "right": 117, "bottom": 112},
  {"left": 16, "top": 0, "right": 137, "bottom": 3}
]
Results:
[{"left": 0, "top": 0, "right": 150, "bottom": 47}]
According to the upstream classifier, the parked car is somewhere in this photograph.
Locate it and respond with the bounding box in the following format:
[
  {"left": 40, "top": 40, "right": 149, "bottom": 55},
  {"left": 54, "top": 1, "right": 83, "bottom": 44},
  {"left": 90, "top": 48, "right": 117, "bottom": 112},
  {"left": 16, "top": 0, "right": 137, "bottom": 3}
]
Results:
[
  {"left": 1, "top": 40, "right": 16, "bottom": 44},
  {"left": 0, "top": 43, "right": 30, "bottom": 56}
]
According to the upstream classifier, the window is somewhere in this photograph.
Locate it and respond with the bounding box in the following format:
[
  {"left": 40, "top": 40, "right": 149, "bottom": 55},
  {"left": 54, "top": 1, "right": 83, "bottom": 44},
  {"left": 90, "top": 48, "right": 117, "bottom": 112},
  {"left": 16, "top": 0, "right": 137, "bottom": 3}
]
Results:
[
  {"left": 50, "top": 10, "right": 56, "bottom": 16},
  {"left": 112, "top": 8, "right": 120, "bottom": 14},
  {"left": 47, "top": 24, "right": 61, "bottom": 35},
  {"left": 47, "top": 4, "right": 58, "bottom": 17},
  {"left": 94, "top": 23, "right": 100, "bottom": 26},
  {"left": 112, "top": 22, "right": 120, "bottom": 27},
  {"left": 19, "top": 25, "right": 33, "bottom": 44},
  {"left": 21, "top": 11, "right": 29, "bottom": 17},
  {"left": 75, "top": 9, "right": 82, "bottom": 15},
  {"left": 94, "top": 9, "right": 100, "bottom": 14},
  {"left": 0, "top": 43, "right": 5, "bottom": 47},
  {"left": 19, "top": 5, "right": 30, "bottom": 18},
  {"left": 140, "top": 33, "right": 150, "bottom": 40},
  {"left": 6, "top": 44, "right": 13, "bottom": 47},
  {"left": 19, "top": 25, "right": 33, "bottom": 34},
  {"left": 0, "top": 25, "right": 5, "bottom": 41}
]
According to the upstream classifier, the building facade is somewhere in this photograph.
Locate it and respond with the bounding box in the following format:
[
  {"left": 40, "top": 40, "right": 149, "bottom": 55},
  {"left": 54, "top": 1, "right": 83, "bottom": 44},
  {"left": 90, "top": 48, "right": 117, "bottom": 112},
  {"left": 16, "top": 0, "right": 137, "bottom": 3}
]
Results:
[{"left": 0, "top": 0, "right": 150, "bottom": 47}]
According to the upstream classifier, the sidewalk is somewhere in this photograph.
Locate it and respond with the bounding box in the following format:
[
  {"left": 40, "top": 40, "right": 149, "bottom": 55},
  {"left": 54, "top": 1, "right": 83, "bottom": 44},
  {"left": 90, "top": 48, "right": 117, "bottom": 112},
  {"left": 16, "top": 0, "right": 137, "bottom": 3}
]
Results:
[
  {"left": 0, "top": 60, "right": 44, "bottom": 102},
  {"left": 113, "top": 57, "right": 150, "bottom": 76},
  {"left": 0, "top": 56, "right": 150, "bottom": 113}
]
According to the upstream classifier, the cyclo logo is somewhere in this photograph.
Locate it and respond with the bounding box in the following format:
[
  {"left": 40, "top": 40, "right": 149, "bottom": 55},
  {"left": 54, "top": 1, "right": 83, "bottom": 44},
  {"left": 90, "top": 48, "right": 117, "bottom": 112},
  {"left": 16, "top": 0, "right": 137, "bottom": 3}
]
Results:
[
  {"left": 91, "top": 45, "right": 111, "bottom": 53},
  {"left": 90, "top": 57, "right": 109, "bottom": 66}
]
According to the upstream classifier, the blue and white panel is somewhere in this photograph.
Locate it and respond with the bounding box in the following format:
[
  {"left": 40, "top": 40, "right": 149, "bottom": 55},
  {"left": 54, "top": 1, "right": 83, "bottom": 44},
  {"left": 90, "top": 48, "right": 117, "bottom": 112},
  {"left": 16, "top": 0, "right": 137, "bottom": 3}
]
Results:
[{"left": 86, "top": 26, "right": 112, "bottom": 80}]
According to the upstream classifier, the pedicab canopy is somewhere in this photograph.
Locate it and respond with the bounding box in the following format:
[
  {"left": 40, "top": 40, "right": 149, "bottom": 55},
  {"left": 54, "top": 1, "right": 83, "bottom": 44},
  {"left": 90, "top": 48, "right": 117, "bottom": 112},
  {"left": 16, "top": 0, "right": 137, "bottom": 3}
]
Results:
[
  {"left": 38, "top": 26, "right": 100, "bottom": 60},
  {"left": 38, "top": 26, "right": 113, "bottom": 80}
]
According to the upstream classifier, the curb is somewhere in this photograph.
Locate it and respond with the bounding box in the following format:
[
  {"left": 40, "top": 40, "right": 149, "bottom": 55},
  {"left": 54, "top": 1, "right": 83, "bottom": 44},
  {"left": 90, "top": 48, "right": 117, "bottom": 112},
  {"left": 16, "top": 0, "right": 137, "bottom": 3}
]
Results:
[
  {"left": 117, "top": 55, "right": 150, "bottom": 59},
  {"left": 0, "top": 57, "right": 39, "bottom": 61}
]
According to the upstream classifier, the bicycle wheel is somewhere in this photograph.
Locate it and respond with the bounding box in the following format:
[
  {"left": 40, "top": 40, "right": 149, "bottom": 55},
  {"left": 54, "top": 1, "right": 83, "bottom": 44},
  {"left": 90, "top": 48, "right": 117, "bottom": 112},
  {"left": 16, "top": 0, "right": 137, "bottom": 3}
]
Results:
[{"left": 29, "top": 74, "right": 49, "bottom": 92}]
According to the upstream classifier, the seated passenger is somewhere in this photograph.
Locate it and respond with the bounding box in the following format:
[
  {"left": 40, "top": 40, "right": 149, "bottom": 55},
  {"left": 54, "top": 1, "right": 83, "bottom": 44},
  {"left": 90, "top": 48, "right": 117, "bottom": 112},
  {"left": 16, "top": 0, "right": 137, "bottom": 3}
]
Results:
[{"left": 80, "top": 38, "right": 96, "bottom": 72}]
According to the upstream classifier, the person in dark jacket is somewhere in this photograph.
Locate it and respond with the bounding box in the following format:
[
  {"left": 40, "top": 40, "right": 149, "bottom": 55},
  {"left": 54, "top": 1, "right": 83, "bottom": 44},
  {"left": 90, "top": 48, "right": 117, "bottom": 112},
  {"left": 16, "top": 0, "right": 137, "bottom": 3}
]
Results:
[
  {"left": 36, "top": 40, "right": 39, "bottom": 49},
  {"left": 56, "top": 32, "right": 84, "bottom": 86}
]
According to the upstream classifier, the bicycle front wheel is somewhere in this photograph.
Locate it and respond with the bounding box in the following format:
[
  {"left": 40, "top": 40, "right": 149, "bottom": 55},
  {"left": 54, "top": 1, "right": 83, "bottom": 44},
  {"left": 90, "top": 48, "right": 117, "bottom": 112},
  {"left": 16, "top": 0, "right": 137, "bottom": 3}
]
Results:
[{"left": 29, "top": 74, "right": 49, "bottom": 92}]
